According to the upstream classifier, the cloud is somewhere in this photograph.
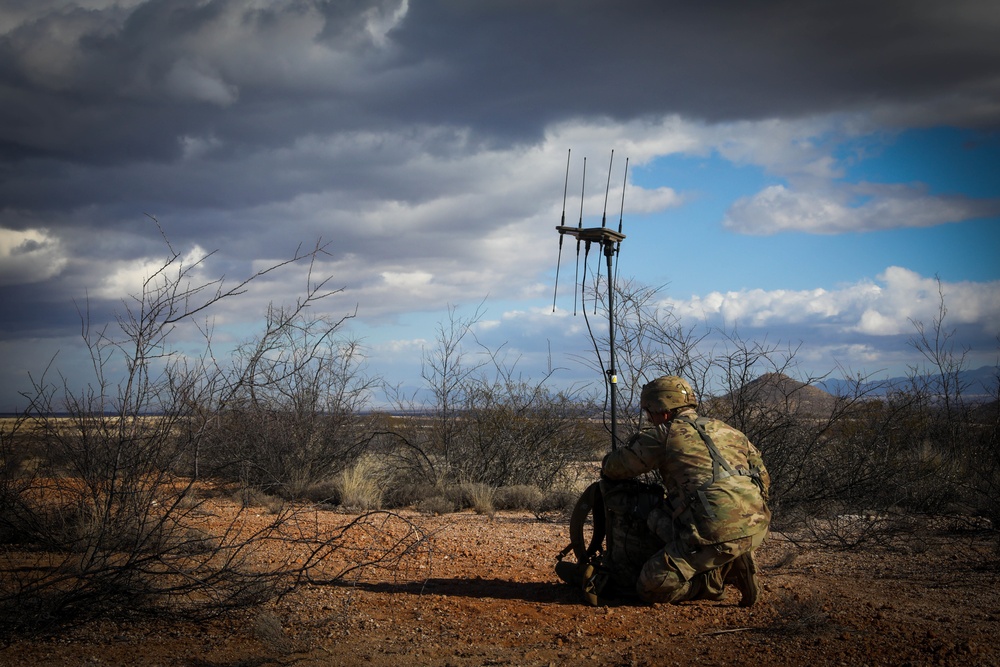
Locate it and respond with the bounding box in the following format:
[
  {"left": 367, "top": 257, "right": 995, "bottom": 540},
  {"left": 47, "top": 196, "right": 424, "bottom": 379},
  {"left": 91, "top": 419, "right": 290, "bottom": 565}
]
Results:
[
  {"left": 163, "top": 59, "right": 238, "bottom": 106},
  {"left": 0, "top": 228, "right": 67, "bottom": 285},
  {"left": 705, "top": 117, "right": 850, "bottom": 181},
  {"left": 380, "top": 269, "right": 433, "bottom": 292},
  {"left": 3, "top": 1, "right": 999, "bottom": 165},
  {"left": 3, "top": 130, "right": 681, "bottom": 324},
  {"left": 0, "top": 112, "right": 990, "bottom": 349},
  {"left": 390, "top": 0, "right": 1000, "bottom": 132},
  {"left": 653, "top": 267, "right": 1000, "bottom": 381},
  {"left": 92, "top": 244, "right": 212, "bottom": 301},
  {"left": 664, "top": 266, "right": 1000, "bottom": 337},
  {"left": 722, "top": 183, "right": 999, "bottom": 235}
]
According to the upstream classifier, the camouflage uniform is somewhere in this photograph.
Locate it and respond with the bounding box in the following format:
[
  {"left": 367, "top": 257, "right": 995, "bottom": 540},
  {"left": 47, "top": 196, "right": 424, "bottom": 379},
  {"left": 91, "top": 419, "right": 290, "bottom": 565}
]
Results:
[{"left": 601, "top": 406, "right": 770, "bottom": 603}]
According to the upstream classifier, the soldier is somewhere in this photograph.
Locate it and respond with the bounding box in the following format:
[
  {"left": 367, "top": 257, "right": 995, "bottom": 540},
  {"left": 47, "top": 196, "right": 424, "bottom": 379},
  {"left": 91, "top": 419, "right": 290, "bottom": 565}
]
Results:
[{"left": 600, "top": 375, "right": 771, "bottom": 606}]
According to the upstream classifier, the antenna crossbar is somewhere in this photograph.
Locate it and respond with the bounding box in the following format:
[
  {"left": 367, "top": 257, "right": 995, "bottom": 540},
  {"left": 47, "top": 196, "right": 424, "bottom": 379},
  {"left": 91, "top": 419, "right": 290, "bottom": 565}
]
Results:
[{"left": 555, "top": 226, "right": 625, "bottom": 244}]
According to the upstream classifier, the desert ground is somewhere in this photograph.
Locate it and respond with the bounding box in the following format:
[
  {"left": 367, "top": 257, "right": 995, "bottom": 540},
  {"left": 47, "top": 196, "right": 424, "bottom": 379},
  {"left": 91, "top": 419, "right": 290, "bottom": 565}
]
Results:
[{"left": 2, "top": 500, "right": 998, "bottom": 667}]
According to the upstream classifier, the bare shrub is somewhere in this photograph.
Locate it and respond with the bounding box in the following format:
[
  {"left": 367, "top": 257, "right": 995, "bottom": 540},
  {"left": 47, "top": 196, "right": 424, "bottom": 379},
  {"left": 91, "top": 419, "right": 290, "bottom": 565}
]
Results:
[
  {"left": 198, "top": 308, "right": 381, "bottom": 498},
  {"left": 789, "top": 508, "right": 925, "bottom": 550},
  {"left": 0, "top": 229, "right": 421, "bottom": 636},
  {"left": 381, "top": 481, "right": 444, "bottom": 510},
  {"left": 415, "top": 495, "right": 456, "bottom": 515},
  {"left": 301, "top": 510, "right": 434, "bottom": 587},
  {"left": 495, "top": 485, "right": 545, "bottom": 512},
  {"left": 537, "top": 488, "right": 580, "bottom": 515},
  {"left": 905, "top": 288, "right": 1000, "bottom": 529},
  {"left": 297, "top": 479, "right": 341, "bottom": 505},
  {"left": 232, "top": 487, "right": 286, "bottom": 513},
  {"left": 384, "top": 305, "right": 603, "bottom": 493},
  {"left": 492, "top": 484, "right": 577, "bottom": 515},
  {"left": 454, "top": 383, "right": 601, "bottom": 489}
]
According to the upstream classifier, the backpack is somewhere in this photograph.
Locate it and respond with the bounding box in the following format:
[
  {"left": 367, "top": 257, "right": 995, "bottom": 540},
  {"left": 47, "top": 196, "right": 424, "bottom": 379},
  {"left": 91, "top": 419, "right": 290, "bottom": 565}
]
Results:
[
  {"left": 556, "top": 477, "right": 665, "bottom": 601},
  {"left": 669, "top": 415, "right": 771, "bottom": 546}
]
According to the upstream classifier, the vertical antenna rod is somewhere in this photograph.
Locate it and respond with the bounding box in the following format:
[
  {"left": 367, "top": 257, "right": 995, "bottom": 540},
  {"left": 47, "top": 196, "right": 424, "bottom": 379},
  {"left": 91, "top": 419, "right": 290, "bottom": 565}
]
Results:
[
  {"left": 595, "top": 150, "right": 615, "bottom": 314},
  {"left": 614, "top": 157, "right": 629, "bottom": 285},
  {"left": 552, "top": 149, "right": 572, "bottom": 312},
  {"left": 601, "top": 149, "right": 614, "bottom": 228},
  {"left": 618, "top": 158, "right": 628, "bottom": 236},
  {"left": 572, "top": 157, "right": 586, "bottom": 316}
]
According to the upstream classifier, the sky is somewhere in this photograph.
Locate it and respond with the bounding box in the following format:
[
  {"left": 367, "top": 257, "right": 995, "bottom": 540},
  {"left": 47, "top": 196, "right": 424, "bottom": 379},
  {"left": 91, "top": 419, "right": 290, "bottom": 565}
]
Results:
[{"left": 1, "top": 0, "right": 999, "bottom": 412}]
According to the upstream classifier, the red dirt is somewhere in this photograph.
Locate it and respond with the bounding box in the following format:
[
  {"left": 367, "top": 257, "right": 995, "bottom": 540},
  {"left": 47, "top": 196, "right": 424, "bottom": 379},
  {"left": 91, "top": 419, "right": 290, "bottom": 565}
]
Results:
[{"left": 3, "top": 502, "right": 998, "bottom": 667}]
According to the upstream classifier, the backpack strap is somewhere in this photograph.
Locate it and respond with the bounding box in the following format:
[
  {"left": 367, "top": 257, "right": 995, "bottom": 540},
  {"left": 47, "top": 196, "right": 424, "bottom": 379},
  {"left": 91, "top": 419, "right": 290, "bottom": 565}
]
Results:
[
  {"left": 674, "top": 415, "right": 737, "bottom": 482},
  {"left": 672, "top": 415, "right": 766, "bottom": 519},
  {"left": 557, "top": 481, "right": 606, "bottom": 565}
]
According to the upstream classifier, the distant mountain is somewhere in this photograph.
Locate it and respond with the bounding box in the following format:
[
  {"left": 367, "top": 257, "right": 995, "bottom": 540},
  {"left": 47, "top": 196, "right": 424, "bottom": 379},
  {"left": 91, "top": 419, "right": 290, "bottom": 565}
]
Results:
[
  {"left": 818, "top": 365, "right": 999, "bottom": 402},
  {"left": 717, "top": 372, "right": 839, "bottom": 417}
]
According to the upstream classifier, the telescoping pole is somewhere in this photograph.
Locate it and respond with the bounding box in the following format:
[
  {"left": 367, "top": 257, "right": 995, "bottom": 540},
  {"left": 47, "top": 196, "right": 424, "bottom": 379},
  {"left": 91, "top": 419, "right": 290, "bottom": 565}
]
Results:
[{"left": 604, "top": 238, "right": 618, "bottom": 450}]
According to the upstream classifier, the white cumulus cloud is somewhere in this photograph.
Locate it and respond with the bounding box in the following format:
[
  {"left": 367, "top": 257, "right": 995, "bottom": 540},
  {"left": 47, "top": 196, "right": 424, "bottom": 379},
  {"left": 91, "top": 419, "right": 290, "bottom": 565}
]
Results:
[
  {"left": 0, "top": 228, "right": 67, "bottom": 286},
  {"left": 664, "top": 266, "right": 1000, "bottom": 337},
  {"left": 93, "top": 244, "right": 211, "bottom": 301}
]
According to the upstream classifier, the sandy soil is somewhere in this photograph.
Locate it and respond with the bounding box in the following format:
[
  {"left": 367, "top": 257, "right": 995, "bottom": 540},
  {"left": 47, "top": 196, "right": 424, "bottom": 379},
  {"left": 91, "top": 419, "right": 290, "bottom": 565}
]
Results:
[{"left": 2, "top": 502, "right": 998, "bottom": 667}]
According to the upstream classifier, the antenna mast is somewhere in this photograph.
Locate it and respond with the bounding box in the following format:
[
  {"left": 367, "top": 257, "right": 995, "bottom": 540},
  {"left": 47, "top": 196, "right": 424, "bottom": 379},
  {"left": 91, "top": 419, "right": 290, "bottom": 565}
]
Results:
[{"left": 554, "top": 152, "right": 627, "bottom": 451}]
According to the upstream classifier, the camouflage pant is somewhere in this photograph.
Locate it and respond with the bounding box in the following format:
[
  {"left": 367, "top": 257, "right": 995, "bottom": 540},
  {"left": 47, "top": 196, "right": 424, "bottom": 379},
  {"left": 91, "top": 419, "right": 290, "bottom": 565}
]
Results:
[{"left": 636, "top": 530, "right": 766, "bottom": 604}]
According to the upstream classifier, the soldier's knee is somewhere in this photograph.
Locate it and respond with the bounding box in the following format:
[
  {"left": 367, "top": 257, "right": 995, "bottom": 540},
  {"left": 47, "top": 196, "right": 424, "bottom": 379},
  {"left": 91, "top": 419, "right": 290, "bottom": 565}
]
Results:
[
  {"left": 637, "top": 575, "right": 691, "bottom": 604},
  {"left": 637, "top": 555, "right": 689, "bottom": 604}
]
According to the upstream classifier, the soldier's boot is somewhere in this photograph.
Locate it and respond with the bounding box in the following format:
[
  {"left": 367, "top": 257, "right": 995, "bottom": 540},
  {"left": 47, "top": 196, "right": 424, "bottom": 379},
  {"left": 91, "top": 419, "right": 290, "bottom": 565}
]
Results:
[
  {"left": 725, "top": 550, "right": 760, "bottom": 607},
  {"left": 555, "top": 560, "right": 584, "bottom": 587},
  {"left": 581, "top": 563, "right": 611, "bottom": 607}
]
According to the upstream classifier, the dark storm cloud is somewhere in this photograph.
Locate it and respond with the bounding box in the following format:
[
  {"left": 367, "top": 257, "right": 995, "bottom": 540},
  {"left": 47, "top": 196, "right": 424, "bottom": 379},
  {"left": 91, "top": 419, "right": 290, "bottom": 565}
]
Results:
[
  {"left": 0, "top": 0, "right": 994, "bottom": 235},
  {"left": 390, "top": 0, "right": 1000, "bottom": 132},
  {"left": 0, "top": 0, "right": 404, "bottom": 164},
  {"left": 0, "top": 284, "right": 113, "bottom": 338},
  {"left": 2, "top": 0, "right": 998, "bottom": 170}
]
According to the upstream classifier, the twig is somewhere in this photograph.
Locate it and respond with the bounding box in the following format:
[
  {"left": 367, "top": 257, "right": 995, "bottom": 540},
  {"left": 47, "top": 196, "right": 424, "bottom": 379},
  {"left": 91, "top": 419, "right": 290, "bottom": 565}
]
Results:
[{"left": 698, "top": 627, "right": 753, "bottom": 636}]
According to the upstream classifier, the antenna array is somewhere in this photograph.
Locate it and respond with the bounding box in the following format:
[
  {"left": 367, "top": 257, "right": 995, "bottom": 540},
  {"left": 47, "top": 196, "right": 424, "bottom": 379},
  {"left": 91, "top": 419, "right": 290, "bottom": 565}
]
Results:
[{"left": 552, "top": 149, "right": 628, "bottom": 451}]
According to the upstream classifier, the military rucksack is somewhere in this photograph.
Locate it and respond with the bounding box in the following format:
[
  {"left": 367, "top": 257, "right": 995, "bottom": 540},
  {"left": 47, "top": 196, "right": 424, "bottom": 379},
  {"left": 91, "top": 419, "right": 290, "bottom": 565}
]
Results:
[{"left": 556, "top": 477, "right": 665, "bottom": 604}]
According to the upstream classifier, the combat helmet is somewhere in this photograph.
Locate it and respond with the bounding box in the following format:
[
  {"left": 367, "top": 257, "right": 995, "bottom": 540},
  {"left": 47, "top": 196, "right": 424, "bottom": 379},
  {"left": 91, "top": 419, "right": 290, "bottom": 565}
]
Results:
[{"left": 640, "top": 375, "right": 698, "bottom": 413}]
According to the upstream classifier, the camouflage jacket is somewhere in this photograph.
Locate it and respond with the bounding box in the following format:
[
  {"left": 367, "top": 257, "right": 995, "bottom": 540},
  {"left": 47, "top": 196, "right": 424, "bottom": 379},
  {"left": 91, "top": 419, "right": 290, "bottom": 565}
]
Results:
[{"left": 602, "top": 408, "right": 771, "bottom": 546}]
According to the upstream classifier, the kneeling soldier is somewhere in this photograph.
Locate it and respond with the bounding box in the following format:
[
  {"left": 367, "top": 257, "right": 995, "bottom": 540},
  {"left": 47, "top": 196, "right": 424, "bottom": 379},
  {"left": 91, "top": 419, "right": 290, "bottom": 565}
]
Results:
[{"left": 601, "top": 376, "right": 771, "bottom": 605}]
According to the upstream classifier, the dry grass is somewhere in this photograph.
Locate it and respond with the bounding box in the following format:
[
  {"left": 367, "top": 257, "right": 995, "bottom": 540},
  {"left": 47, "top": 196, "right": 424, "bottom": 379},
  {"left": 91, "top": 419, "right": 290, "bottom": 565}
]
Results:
[
  {"left": 335, "top": 456, "right": 385, "bottom": 510},
  {"left": 253, "top": 611, "right": 294, "bottom": 654},
  {"left": 463, "top": 483, "right": 496, "bottom": 517},
  {"left": 770, "top": 590, "right": 833, "bottom": 635}
]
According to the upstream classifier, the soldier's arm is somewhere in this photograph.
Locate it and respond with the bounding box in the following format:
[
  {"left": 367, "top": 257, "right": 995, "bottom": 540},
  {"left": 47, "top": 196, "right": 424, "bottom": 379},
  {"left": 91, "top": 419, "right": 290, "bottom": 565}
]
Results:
[{"left": 601, "top": 429, "right": 662, "bottom": 480}]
